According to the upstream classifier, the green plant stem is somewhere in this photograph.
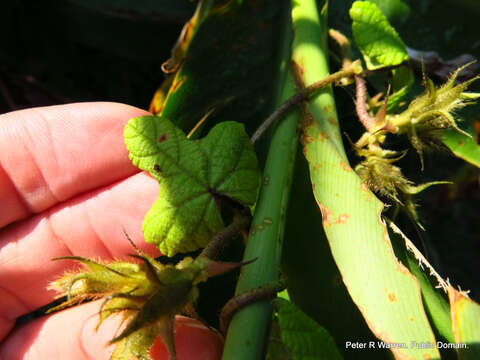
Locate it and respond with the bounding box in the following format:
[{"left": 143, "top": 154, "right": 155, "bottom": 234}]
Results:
[{"left": 220, "top": 3, "right": 298, "bottom": 359}]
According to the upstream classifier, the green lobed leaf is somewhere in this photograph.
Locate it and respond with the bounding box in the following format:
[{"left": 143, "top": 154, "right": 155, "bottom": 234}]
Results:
[
  {"left": 350, "top": 1, "right": 408, "bottom": 69},
  {"left": 449, "top": 288, "right": 480, "bottom": 359},
  {"left": 124, "top": 116, "right": 259, "bottom": 256},
  {"left": 269, "top": 298, "right": 343, "bottom": 360},
  {"left": 442, "top": 123, "right": 480, "bottom": 168}
]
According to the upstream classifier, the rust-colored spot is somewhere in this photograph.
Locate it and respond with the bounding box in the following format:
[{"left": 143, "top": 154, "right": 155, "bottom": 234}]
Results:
[
  {"left": 317, "top": 202, "right": 332, "bottom": 226},
  {"left": 423, "top": 355, "right": 432, "bottom": 360},
  {"left": 388, "top": 292, "right": 397, "bottom": 302},
  {"left": 301, "top": 133, "right": 315, "bottom": 144},
  {"left": 336, "top": 213, "right": 349, "bottom": 224},
  {"left": 158, "top": 133, "right": 168, "bottom": 142},
  {"left": 153, "top": 164, "right": 162, "bottom": 173},
  {"left": 323, "top": 105, "right": 333, "bottom": 113},
  {"left": 457, "top": 141, "right": 464, "bottom": 146},
  {"left": 314, "top": 163, "right": 322, "bottom": 170},
  {"left": 340, "top": 161, "right": 352, "bottom": 172},
  {"left": 474, "top": 120, "right": 480, "bottom": 144},
  {"left": 303, "top": 111, "right": 315, "bottom": 127},
  {"left": 409, "top": 317, "right": 414, "bottom": 322},
  {"left": 318, "top": 132, "right": 328, "bottom": 142},
  {"left": 170, "top": 76, "right": 186, "bottom": 93},
  {"left": 327, "top": 116, "right": 338, "bottom": 126}
]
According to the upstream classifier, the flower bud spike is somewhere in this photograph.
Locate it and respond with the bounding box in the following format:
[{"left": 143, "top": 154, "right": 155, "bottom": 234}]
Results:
[
  {"left": 128, "top": 253, "right": 163, "bottom": 285},
  {"left": 446, "top": 61, "right": 477, "bottom": 86},
  {"left": 409, "top": 125, "right": 425, "bottom": 171},
  {"left": 375, "top": 84, "right": 391, "bottom": 126}
]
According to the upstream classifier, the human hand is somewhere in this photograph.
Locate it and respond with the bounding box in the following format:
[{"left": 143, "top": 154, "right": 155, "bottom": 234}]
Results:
[{"left": 0, "top": 102, "right": 223, "bottom": 359}]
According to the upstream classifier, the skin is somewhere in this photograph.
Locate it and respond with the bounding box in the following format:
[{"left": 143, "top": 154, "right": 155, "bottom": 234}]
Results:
[{"left": 0, "top": 102, "right": 223, "bottom": 359}]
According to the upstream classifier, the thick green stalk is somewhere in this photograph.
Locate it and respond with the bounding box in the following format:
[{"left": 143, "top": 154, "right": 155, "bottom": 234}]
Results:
[{"left": 220, "top": 3, "right": 298, "bottom": 359}]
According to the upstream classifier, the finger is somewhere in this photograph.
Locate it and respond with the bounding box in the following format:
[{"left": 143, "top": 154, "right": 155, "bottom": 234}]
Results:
[
  {"left": 0, "top": 102, "right": 150, "bottom": 228},
  {"left": 0, "top": 172, "right": 160, "bottom": 339},
  {"left": 0, "top": 301, "right": 223, "bottom": 360}
]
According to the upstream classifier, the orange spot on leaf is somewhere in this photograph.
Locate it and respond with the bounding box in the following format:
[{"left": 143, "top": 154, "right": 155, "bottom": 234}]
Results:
[
  {"left": 336, "top": 213, "right": 349, "bottom": 224},
  {"left": 301, "top": 133, "right": 315, "bottom": 144},
  {"left": 323, "top": 105, "right": 332, "bottom": 113},
  {"left": 340, "top": 161, "right": 352, "bottom": 172},
  {"left": 314, "top": 163, "right": 322, "bottom": 170},
  {"left": 318, "top": 132, "right": 328, "bottom": 141},
  {"left": 327, "top": 116, "right": 338, "bottom": 126},
  {"left": 317, "top": 202, "right": 332, "bottom": 226},
  {"left": 388, "top": 292, "right": 397, "bottom": 302}
]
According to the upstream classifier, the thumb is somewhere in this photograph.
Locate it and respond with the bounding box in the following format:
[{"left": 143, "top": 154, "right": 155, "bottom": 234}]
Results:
[{"left": 0, "top": 301, "right": 223, "bottom": 360}]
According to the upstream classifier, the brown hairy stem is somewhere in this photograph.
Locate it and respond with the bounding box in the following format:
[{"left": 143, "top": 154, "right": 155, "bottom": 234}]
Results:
[
  {"left": 251, "top": 63, "right": 359, "bottom": 143},
  {"left": 354, "top": 75, "right": 377, "bottom": 132},
  {"left": 200, "top": 213, "right": 251, "bottom": 260},
  {"left": 219, "top": 279, "right": 287, "bottom": 334}
]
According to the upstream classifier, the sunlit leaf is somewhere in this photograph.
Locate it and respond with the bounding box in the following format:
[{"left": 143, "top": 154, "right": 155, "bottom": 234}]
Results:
[
  {"left": 350, "top": 1, "right": 408, "bottom": 69},
  {"left": 124, "top": 116, "right": 259, "bottom": 256}
]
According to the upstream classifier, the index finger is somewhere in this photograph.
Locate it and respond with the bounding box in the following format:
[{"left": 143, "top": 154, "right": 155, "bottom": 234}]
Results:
[{"left": 0, "top": 102, "right": 150, "bottom": 228}]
